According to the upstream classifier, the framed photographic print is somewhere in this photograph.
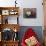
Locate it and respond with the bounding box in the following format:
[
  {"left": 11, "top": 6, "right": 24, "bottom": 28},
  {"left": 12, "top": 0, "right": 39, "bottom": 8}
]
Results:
[
  {"left": 23, "top": 8, "right": 36, "bottom": 18},
  {"left": 2, "top": 10, "right": 9, "bottom": 15},
  {"left": 10, "top": 11, "right": 15, "bottom": 15},
  {"left": 9, "top": 10, "right": 18, "bottom": 15}
]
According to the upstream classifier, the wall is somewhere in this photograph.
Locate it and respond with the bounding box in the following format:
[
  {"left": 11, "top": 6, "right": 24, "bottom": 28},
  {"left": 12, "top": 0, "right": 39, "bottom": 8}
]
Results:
[
  {"left": 0, "top": 0, "right": 44, "bottom": 26},
  {"left": 19, "top": 0, "right": 44, "bottom": 26}
]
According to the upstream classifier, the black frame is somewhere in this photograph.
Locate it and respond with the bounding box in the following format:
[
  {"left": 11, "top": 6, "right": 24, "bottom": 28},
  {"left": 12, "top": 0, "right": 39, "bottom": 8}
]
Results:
[{"left": 23, "top": 8, "right": 36, "bottom": 18}]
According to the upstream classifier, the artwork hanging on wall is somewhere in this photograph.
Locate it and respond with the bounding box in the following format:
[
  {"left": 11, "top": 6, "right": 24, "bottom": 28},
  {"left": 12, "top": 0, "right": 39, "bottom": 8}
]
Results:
[
  {"left": 23, "top": 8, "right": 36, "bottom": 18},
  {"left": 2, "top": 10, "right": 9, "bottom": 15}
]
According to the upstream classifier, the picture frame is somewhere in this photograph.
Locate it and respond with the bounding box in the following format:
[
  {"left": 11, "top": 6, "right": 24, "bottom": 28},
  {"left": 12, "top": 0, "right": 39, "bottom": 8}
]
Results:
[
  {"left": 9, "top": 10, "right": 18, "bottom": 15},
  {"left": 2, "top": 10, "right": 9, "bottom": 15},
  {"left": 23, "top": 8, "right": 36, "bottom": 18}
]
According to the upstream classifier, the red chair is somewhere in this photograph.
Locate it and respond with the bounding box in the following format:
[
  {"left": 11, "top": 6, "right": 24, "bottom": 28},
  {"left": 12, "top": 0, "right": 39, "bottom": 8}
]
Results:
[{"left": 21, "top": 28, "right": 41, "bottom": 46}]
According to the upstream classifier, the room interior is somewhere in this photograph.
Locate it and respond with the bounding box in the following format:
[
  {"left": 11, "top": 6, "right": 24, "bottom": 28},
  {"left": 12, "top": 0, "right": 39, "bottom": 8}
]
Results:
[{"left": 0, "top": 0, "right": 45, "bottom": 46}]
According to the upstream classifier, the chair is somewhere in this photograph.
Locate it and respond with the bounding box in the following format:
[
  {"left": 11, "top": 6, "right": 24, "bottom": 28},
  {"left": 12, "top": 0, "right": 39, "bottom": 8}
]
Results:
[{"left": 21, "top": 28, "right": 41, "bottom": 46}]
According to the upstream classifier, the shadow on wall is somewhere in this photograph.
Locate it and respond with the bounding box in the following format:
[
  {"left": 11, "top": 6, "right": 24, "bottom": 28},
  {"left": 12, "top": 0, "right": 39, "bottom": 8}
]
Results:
[{"left": 18, "top": 26, "right": 43, "bottom": 44}]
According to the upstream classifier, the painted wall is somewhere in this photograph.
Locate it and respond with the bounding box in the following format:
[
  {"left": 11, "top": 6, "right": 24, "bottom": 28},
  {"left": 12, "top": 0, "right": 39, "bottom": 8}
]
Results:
[
  {"left": 0, "top": 0, "right": 44, "bottom": 26},
  {"left": 19, "top": 0, "right": 44, "bottom": 26}
]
